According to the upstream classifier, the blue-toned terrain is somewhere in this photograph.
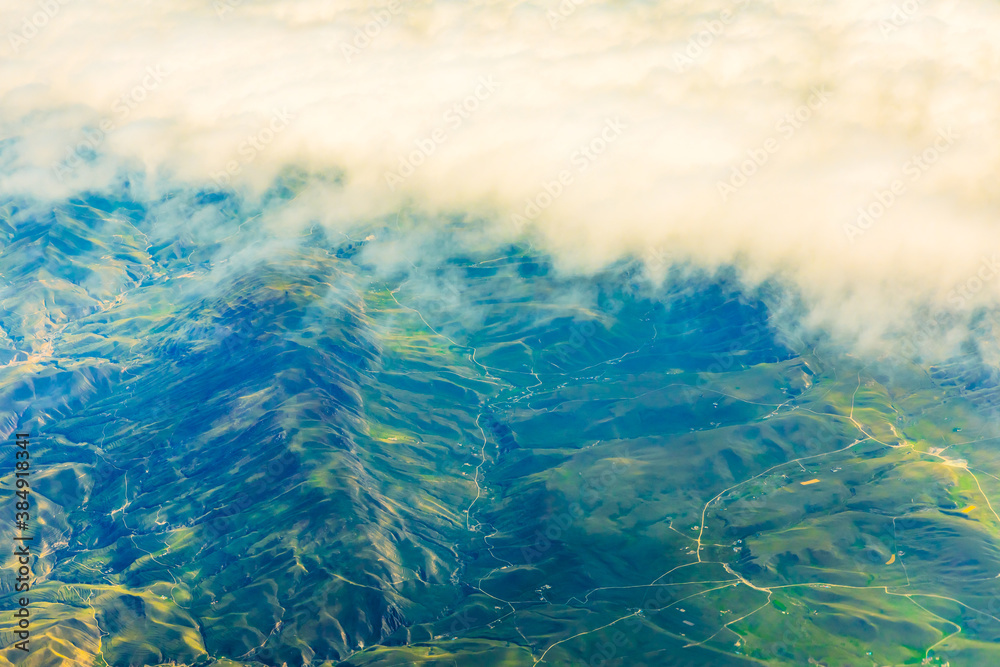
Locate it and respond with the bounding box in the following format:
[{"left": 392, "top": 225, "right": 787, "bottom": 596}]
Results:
[{"left": 3, "top": 191, "right": 1000, "bottom": 666}]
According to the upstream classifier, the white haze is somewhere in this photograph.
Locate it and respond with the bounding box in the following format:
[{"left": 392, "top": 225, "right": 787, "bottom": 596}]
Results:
[{"left": 2, "top": 0, "right": 1000, "bottom": 359}]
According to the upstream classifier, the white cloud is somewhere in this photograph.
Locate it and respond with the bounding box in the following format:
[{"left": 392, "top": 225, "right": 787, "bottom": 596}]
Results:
[{"left": 2, "top": 0, "right": 1000, "bottom": 357}]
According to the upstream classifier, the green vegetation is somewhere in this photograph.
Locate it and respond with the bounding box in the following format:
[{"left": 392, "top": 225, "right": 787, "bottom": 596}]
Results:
[{"left": 2, "top": 199, "right": 1000, "bottom": 665}]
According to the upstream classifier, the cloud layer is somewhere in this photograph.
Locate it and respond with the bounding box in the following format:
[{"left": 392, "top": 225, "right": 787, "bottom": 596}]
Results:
[{"left": 3, "top": 0, "right": 1000, "bottom": 357}]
